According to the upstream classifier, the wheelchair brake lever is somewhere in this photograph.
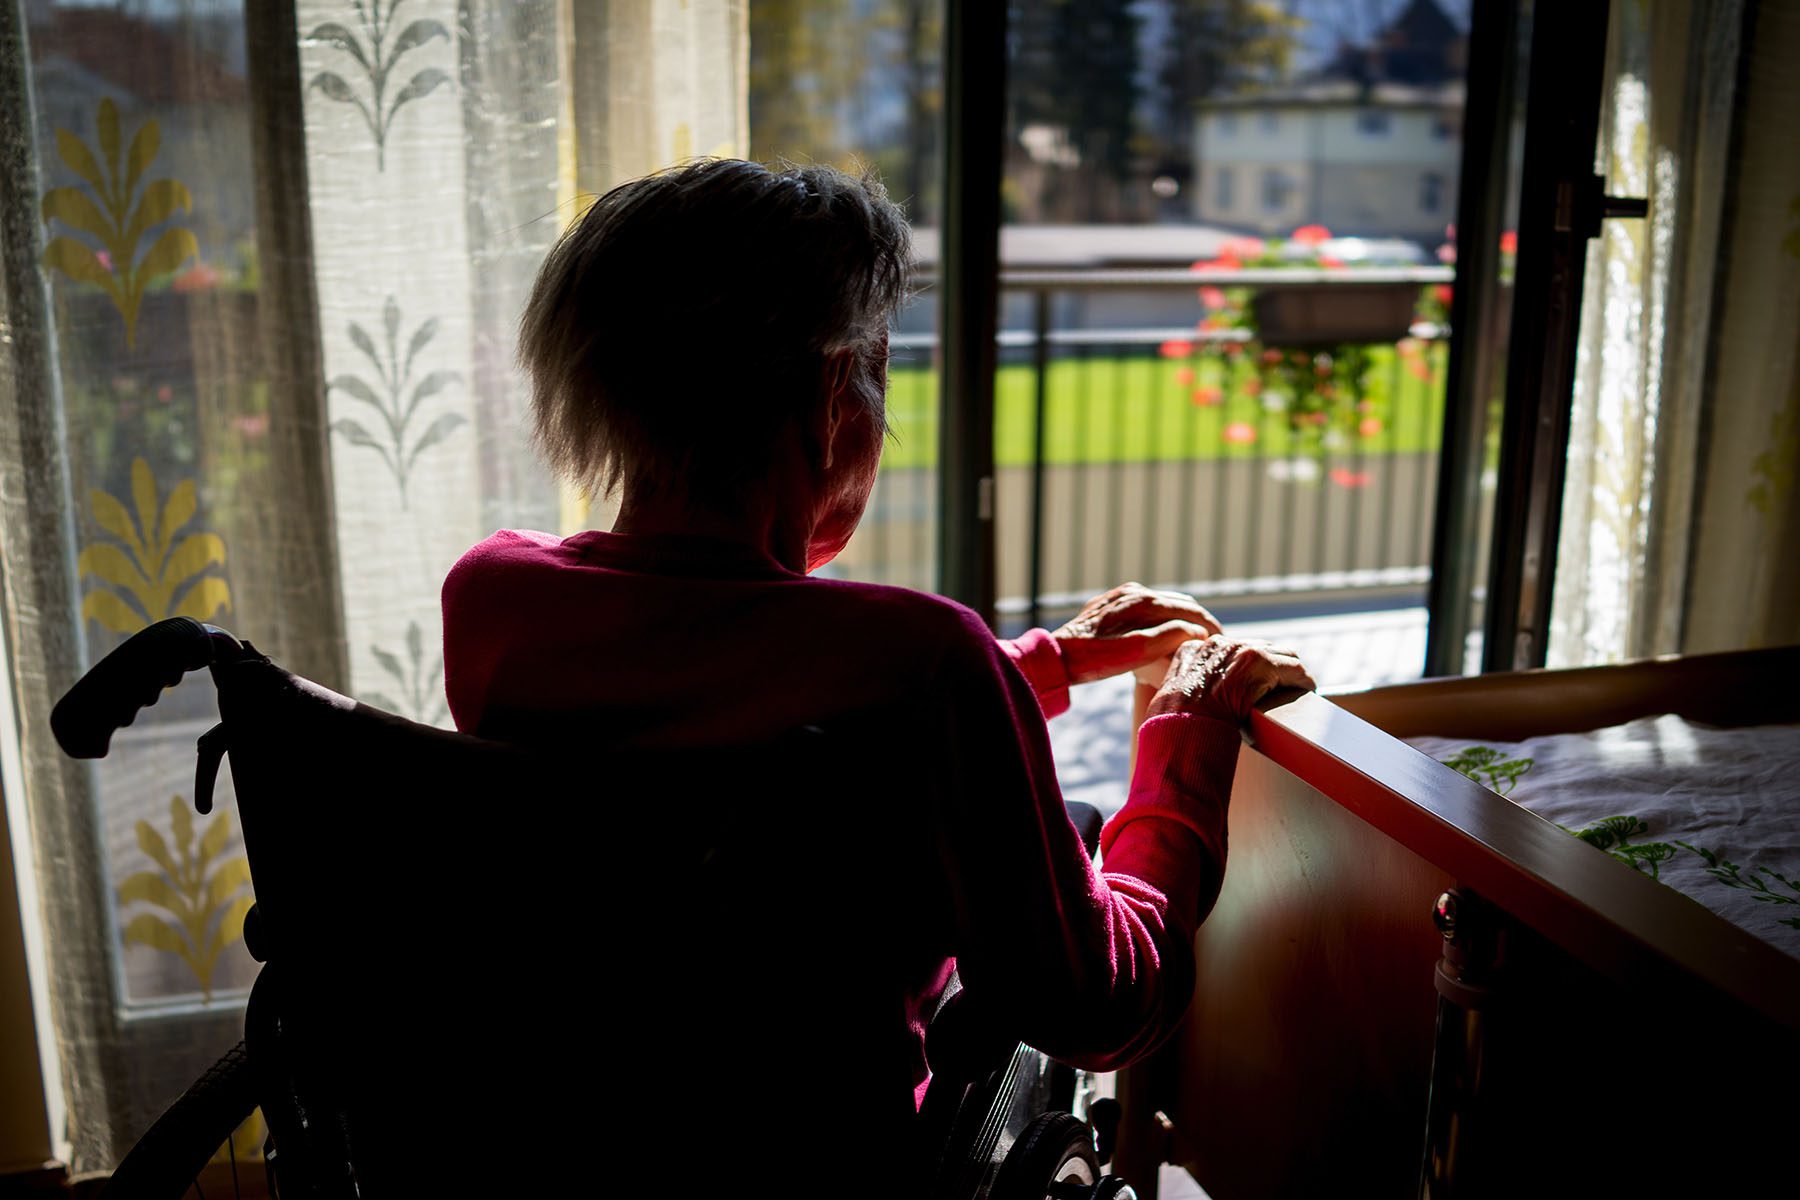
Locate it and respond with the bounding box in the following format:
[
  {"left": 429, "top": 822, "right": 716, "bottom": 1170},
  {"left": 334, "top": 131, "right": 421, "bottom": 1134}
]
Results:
[{"left": 194, "top": 722, "right": 230, "bottom": 815}]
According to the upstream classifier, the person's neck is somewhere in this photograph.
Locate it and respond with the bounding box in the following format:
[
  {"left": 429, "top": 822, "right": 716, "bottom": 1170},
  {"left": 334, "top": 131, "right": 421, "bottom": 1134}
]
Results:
[{"left": 611, "top": 488, "right": 811, "bottom": 574}]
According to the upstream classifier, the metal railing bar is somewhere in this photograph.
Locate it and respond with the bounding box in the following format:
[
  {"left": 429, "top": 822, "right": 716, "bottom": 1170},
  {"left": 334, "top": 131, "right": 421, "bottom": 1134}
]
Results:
[
  {"left": 889, "top": 322, "right": 1451, "bottom": 352},
  {"left": 911, "top": 266, "right": 1456, "bottom": 291},
  {"left": 1027, "top": 290, "right": 1051, "bottom": 631},
  {"left": 996, "top": 565, "right": 1433, "bottom": 616}
]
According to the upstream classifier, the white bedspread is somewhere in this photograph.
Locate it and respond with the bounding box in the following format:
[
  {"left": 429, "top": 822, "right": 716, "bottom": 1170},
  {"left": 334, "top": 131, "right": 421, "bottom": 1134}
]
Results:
[{"left": 1408, "top": 716, "right": 1800, "bottom": 958}]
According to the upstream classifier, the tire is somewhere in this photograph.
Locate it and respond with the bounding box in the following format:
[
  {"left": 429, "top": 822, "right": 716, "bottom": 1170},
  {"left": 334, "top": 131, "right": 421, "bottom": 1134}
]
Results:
[
  {"left": 102, "top": 1042, "right": 259, "bottom": 1200},
  {"left": 991, "top": 1111, "right": 1101, "bottom": 1200}
]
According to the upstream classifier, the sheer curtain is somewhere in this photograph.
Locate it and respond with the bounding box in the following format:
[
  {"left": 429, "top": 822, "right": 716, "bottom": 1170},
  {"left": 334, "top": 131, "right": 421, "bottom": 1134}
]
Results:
[
  {"left": 0, "top": 0, "right": 745, "bottom": 1172},
  {"left": 1549, "top": 0, "right": 1798, "bottom": 667}
]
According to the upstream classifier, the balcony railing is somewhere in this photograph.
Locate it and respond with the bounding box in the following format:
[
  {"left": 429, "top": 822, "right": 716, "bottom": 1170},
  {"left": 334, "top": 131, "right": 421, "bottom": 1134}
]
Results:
[{"left": 835, "top": 265, "right": 1456, "bottom": 629}]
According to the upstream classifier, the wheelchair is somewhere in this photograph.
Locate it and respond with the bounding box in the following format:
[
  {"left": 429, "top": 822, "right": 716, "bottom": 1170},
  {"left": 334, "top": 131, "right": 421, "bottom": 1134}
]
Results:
[{"left": 53, "top": 618, "right": 1136, "bottom": 1199}]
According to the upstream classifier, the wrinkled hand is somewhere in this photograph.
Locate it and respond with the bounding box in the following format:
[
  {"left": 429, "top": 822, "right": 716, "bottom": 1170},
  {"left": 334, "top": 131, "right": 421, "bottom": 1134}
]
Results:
[
  {"left": 1145, "top": 637, "right": 1316, "bottom": 725},
  {"left": 1051, "top": 582, "right": 1223, "bottom": 686}
]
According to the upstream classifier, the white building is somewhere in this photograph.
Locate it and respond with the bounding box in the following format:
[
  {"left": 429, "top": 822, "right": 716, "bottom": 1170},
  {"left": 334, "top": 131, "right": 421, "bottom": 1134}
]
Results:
[{"left": 1191, "top": 0, "right": 1466, "bottom": 246}]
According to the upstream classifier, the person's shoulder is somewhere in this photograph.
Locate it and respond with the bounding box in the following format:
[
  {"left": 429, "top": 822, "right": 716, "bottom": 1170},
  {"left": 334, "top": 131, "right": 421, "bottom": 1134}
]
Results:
[
  {"left": 809, "top": 577, "right": 1004, "bottom": 666},
  {"left": 443, "top": 530, "right": 569, "bottom": 601}
]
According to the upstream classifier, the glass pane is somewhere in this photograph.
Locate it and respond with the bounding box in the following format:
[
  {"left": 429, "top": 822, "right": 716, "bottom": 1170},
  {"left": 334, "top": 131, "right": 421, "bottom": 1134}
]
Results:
[
  {"left": 998, "top": 0, "right": 1471, "bottom": 698},
  {"left": 748, "top": 0, "right": 944, "bottom": 592}
]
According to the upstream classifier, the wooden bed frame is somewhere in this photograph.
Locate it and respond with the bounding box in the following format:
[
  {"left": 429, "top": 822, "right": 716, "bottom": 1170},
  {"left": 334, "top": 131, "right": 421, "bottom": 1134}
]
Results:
[{"left": 1111, "top": 645, "right": 1800, "bottom": 1199}]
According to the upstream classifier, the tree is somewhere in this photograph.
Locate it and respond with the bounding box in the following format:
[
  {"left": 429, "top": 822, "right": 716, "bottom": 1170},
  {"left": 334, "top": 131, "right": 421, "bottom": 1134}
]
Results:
[
  {"left": 749, "top": 0, "right": 862, "bottom": 166},
  {"left": 747, "top": 0, "right": 941, "bottom": 224},
  {"left": 1152, "top": 0, "right": 1302, "bottom": 176},
  {"left": 1007, "top": 0, "right": 1145, "bottom": 221}
]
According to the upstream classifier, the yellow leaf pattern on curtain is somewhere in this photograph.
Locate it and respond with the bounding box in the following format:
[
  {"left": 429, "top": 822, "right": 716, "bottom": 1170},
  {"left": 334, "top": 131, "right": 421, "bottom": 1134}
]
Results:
[
  {"left": 118, "top": 796, "right": 253, "bottom": 1000},
  {"left": 78, "top": 457, "right": 231, "bottom": 634},
  {"left": 1747, "top": 195, "right": 1800, "bottom": 517},
  {"left": 40, "top": 98, "right": 198, "bottom": 349}
]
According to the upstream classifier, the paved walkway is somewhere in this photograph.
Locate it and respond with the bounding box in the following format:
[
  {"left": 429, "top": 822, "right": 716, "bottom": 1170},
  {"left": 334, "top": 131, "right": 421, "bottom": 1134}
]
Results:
[{"left": 1048, "top": 606, "right": 1429, "bottom": 817}]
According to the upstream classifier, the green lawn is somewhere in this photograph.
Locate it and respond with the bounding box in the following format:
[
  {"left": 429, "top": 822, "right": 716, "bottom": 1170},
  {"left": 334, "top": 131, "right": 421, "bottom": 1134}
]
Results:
[{"left": 878, "top": 342, "right": 1448, "bottom": 470}]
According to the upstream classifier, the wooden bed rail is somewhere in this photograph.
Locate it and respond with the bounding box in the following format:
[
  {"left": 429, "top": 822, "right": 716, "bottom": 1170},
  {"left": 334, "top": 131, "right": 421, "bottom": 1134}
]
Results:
[
  {"left": 1247, "top": 684, "right": 1800, "bottom": 1032},
  {"left": 1113, "top": 646, "right": 1800, "bottom": 1199}
]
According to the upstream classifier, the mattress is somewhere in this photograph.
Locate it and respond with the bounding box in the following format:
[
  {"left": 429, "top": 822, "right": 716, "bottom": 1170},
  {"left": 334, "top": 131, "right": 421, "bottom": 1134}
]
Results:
[{"left": 1407, "top": 716, "right": 1800, "bottom": 957}]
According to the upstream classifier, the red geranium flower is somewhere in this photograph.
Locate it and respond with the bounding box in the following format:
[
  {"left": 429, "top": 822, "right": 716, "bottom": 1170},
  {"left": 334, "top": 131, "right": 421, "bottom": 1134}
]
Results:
[
  {"left": 1500, "top": 230, "right": 1518, "bottom": 255},
  {"left": 1223, "top": 421, "right": 1257, "bottom": 444},
  {"left": 174, "top": 263, "right": 220, "bottom": 293},
  {"left": 1174, "top": 367, "right": 1195, "bottom": 386},
  {"left": 1191, "top": 387, "right": 1223, "bottom": 407},
  {"left": 1159, "top": 339, "right": 1194, "bottom": 359},
  {"left": 1291, "top": 224, "right": 1332, "bottom": 245},
  {"left": 1199, "top": 286, "right": 1228, "bottom": 309}
]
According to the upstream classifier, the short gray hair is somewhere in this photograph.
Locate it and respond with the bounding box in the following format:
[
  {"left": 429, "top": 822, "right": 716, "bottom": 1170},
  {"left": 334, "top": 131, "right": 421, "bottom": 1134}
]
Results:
[{"left": 519, "top": 159, "right": 913, "bottom": 506}]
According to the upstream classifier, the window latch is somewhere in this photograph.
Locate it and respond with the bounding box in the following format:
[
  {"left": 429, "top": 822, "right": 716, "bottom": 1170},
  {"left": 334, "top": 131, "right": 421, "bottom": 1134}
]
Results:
[{"left": 1561, "top": 173, "right": 1648, "bottom": 239}]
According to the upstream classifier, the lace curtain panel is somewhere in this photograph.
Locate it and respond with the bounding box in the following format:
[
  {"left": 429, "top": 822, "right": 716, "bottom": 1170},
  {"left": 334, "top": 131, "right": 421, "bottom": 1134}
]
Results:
[
  {"left": 0, "top": 0, "right": 746, "bottom": 1171},
  {"left": 1549, "top": 0, "right": 1800, "bottom": 665}
]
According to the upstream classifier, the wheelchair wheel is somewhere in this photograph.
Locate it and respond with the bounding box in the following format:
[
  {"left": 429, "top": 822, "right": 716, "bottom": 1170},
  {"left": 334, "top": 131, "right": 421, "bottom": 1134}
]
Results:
[
  {"left": 991, "top": 1111, "right": 1101, "bottom": 1200},
  {"left": 102, "top": 1042, "right": 263, "bottom": 1200}
]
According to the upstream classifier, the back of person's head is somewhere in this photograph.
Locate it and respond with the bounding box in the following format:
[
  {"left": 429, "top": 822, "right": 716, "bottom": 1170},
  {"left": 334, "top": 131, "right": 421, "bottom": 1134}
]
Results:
[{"left": 520, "top": 158, "right": 913, "bottom": 508}]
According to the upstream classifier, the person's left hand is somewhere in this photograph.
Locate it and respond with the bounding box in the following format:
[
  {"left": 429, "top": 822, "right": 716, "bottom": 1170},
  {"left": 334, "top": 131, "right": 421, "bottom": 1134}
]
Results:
[{"left": 1051, "top": 582, "right": 1223, "bottom": 687}]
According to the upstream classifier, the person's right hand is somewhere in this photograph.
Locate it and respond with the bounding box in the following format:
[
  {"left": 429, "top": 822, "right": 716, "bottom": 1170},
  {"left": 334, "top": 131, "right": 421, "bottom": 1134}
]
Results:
[{"left": 1144, "top": 636, "right": 1316, "bottom": 725}]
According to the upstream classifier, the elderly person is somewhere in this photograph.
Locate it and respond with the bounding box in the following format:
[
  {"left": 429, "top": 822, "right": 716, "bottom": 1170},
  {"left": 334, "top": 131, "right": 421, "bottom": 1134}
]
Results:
[{"left": 441, "top": 160, "right": 1311, "bottom": 1181}]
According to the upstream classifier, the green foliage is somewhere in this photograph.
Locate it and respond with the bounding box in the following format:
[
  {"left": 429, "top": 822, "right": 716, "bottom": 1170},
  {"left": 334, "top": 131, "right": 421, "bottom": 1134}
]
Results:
[
  {"left": 118, "top": 795, "right": 253, "bottom": 999},
  {"left": 1009, "top": 0, "right": 1144, "bottom": 183},
  {"left": 306, "top": 0, "right": 451, "bottom": 170},
  {"left": 1154, "top": 1, "right": 1302, "bottom": 148},
  {"left": 878, "top": 339, "right": 1448, "bottom": 471},
  {"left": 328, "top": 295, "right": 464, "bottom": 506}
]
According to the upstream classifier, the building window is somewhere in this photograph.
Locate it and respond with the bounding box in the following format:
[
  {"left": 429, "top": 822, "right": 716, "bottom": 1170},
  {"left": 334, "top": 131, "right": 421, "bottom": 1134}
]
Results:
[
  {"left": 1433, "top": 116, "right": 1457, "bottom": 140},
  {"left": 1217, "top": 112, "right": 1237, "bottom": 136},
  {"left": 1421, "top": 172, "right": 1445, "bottom": 212},
  {"left": 1259, "top": 110, "right": 1279, "bottom": 134},
  {"left": 1215, "top": 166, "right": 1235, "bottom": 210},
  {"left": 1357, "top": 109, "right": 1391, "bottom": 135},
  {"left": 1261, "top": 169, "right": 1292, "bottom": 213}
]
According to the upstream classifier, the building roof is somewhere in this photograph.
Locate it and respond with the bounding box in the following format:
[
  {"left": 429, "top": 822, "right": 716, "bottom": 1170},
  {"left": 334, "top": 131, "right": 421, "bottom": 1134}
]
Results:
[{"left": 1199, "top": 78, "right": 1463, "bottom": 111}]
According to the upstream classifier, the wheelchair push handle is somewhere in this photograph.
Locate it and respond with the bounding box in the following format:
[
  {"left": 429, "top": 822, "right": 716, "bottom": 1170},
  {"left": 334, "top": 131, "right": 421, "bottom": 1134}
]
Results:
[{"left": 51, "top": 617, "right": 241, "bottom": 758}]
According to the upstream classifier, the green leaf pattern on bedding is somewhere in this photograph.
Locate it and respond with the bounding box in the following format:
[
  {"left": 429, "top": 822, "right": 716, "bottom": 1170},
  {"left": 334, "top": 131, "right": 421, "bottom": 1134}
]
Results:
[
  {"left": 1672, "top": 843, "right": 1800, "bottom": 929},
  {"left": 1439, "top": 745, "right": 1800, "bottom": 924},
  {"left": 1560, "top": 815, "right": 1680, "bottom": 881},
  {"left": 1440, "top": 745, "right": 1535, "bottom": 796}
]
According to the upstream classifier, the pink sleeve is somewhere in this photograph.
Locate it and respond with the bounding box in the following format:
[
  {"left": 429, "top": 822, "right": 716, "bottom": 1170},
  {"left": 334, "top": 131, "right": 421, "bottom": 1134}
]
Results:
[
  {"left": 996, "top": 628, "right": 1072, "bottom": 719},
  {"left": 933, "top": 617, "right": 1238, "bottom": 1072}
]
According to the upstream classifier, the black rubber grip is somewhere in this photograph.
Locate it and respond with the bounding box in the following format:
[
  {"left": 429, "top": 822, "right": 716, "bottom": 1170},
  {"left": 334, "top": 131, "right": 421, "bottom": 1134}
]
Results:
[{"left": 51, "top": 618, "right": 220, "bottom": 758}]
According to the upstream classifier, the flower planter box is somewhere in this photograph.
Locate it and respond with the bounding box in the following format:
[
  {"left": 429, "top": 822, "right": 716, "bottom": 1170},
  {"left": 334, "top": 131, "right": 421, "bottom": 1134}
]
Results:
[{"left": 1251, "top": 282, "right": 1419, "bottom": 347}]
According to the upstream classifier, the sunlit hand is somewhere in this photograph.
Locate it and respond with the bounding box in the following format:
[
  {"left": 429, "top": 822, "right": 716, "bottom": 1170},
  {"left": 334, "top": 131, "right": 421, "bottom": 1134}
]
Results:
[
  {"left": 1051, "top": 582, "right": 1224, "bottom": 687},
  {"left": 1145, "top": 637, "right": 1316, "bottom": 725}
]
